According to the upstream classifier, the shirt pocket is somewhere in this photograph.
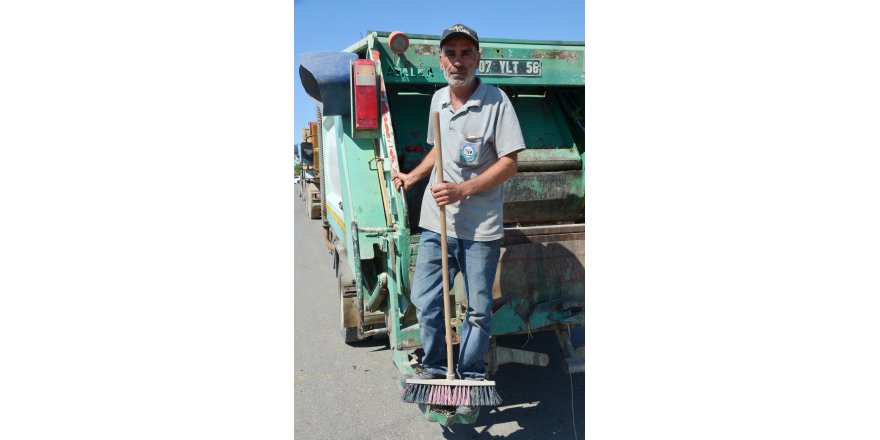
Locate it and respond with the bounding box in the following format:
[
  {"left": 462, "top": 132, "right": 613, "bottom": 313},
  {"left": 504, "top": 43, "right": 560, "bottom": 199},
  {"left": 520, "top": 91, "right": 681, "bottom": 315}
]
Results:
[{"left": 455, "top": 136, "right": 484, "bottom": 167}]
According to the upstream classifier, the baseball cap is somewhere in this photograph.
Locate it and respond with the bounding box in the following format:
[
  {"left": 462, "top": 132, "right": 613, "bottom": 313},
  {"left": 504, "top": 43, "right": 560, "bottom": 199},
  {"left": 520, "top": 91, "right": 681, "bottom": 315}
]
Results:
[{"left": 440, "top": 24, "right": 479, "bottom": 49}]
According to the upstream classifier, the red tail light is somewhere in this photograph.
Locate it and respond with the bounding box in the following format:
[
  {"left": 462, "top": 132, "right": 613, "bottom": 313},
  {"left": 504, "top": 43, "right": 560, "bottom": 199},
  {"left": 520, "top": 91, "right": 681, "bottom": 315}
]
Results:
[{"left": 352, "top": 60, "right": 378, "bottom": 129}]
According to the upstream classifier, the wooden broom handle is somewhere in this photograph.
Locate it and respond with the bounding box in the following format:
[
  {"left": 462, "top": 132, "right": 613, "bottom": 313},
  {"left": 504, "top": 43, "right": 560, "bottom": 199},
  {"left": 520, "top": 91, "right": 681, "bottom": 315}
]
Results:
[{"left": 433, "top": 111, "right": 455, "bottom": 381}]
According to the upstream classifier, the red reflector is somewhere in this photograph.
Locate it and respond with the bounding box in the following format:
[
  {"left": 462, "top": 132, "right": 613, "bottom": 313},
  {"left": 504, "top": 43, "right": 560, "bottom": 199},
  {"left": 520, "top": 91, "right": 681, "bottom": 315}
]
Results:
[{"left": 353, "top": 60, "right": 378, "bottom": 129}]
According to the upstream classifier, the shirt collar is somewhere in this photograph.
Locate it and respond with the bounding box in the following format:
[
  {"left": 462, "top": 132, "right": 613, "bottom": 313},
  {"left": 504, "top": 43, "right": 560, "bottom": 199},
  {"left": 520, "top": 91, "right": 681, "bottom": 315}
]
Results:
[{"left": 440, "top": 77, "right": 486, "bottom": 111}]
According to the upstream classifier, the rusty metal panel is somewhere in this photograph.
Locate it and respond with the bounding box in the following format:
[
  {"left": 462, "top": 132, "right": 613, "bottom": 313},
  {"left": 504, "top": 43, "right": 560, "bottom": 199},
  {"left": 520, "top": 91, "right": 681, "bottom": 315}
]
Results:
[
  {"left": 492, "top": 238, "right": 584, "bottom": 308},
  {"left": 503, "top": 224, "right": 585, "bottom": 241},
  {"left": 516, "top": 147, "right": 582, "bottom": 171},
  {"left": 503, "top": 170, "right": 584, "bottom": 224},
  {"left": 450, "top": 224, "right": 584, "bottom": 330}
]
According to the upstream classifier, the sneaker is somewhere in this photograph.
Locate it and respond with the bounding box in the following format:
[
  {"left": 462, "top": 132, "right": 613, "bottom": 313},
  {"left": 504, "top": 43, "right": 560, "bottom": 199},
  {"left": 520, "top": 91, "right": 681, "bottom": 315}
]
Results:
[
  {"left": 405, "top": 365, "right": 443, "bottom": 380},
  {"left": 414, "top": 368, "right": 443, "bottom": 380}
]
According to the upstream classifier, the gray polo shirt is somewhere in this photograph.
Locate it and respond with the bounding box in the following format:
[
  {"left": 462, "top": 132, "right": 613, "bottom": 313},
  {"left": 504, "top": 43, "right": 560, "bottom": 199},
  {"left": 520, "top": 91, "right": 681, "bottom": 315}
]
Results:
[{"left": 419, "top": 79, "right": 526, "bottom": 241}]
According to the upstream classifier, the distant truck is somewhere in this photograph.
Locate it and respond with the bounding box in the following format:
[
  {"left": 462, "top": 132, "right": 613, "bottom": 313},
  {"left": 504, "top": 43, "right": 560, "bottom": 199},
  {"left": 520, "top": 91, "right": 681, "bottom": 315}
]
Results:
[
  {"left": 296, "top": 123, "right": 321, "bottom": 219},
  {"left": 298, "top": 30, "right": 584, "bottom": 426}
]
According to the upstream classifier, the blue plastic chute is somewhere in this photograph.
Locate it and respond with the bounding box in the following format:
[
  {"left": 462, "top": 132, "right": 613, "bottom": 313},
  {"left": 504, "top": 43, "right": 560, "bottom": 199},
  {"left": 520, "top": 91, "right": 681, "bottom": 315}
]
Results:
[{"left": 298, "top": 51, "right": 359, "bottom": 116}]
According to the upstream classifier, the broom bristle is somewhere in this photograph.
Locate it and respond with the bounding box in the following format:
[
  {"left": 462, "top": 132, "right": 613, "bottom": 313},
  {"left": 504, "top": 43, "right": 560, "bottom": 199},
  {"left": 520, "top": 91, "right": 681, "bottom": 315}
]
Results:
[{"left": 402, "top": 383, "right": 502, "bottom": 406}]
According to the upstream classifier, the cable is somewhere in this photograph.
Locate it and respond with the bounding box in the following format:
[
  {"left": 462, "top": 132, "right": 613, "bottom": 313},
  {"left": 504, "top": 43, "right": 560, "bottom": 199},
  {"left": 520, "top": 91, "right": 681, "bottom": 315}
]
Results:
[
  {"left": 569, "top": 361, "right": 577, "bottom": 439},
  {"left": 519, "top": 321, "right": 533, "bottom": 349},
  {"left": 567, "top": 323, "right": 578, "bottom": 439}
]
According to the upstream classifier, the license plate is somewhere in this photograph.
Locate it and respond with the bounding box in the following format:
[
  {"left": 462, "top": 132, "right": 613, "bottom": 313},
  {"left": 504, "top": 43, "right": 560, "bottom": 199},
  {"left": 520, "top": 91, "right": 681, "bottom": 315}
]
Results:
[{"left": 478, "top": 59, "right": 542, "bottom": 77}]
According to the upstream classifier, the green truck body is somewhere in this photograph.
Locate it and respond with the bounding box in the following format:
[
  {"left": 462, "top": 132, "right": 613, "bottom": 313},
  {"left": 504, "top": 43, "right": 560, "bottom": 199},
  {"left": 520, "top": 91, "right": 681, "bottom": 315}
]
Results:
[{"left": 298, "top": 30, "right": 584, "bottom": 426}]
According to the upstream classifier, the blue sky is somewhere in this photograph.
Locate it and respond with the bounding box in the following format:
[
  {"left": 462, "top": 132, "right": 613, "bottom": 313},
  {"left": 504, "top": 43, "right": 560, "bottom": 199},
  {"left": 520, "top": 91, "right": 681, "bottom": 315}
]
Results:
[{"left": 293, "top": 0, "right": 586, "bottom": 139}]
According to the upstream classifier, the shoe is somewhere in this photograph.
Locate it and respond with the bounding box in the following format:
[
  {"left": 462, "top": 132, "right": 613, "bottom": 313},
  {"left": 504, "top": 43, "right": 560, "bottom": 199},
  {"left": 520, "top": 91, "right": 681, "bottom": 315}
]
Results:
[
  {"left": 456, "top": 405, "right": 477, "bottom": 417},
  {"left": 413, "top": 368, "right": 443, "bottom": 380},
  {"left": 400, "top": 367, "right": 442, "bottom": 388}
]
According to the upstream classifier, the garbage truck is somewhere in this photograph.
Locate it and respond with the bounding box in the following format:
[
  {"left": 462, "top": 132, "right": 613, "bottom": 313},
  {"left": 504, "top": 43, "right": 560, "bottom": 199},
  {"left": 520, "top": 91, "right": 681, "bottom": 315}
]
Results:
[{"left": 297, "top": 30, "right": 584, "bottom": 426}]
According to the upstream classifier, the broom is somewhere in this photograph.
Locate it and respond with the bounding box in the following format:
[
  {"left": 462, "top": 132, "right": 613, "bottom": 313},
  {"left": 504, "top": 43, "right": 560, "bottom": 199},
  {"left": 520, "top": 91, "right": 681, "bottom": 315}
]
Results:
[{"left": 402, "top": 111, "right": 502, "bottom": 408}]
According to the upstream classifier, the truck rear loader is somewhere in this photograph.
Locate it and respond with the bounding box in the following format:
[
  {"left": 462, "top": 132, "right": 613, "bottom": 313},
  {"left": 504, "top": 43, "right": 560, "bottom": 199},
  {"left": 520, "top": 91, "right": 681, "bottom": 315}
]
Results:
[{"left": 297, "top": 30, "right": 585, "bottom": 426}]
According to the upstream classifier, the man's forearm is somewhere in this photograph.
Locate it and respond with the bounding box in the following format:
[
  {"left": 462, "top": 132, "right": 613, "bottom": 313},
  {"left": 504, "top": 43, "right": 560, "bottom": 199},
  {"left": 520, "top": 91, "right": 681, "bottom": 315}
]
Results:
[{"left": 460, "top": 152, "right": 518, "bottom": 197}]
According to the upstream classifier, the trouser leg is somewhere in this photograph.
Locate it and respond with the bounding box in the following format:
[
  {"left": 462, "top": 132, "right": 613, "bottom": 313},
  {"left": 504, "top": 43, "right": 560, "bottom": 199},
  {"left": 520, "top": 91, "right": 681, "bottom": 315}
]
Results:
[
  {"left": 409, "top": 230, "right": 459, "bottom": 375},
  {"left": 454, "top": 237, "right": 501, "bottom": 379}
]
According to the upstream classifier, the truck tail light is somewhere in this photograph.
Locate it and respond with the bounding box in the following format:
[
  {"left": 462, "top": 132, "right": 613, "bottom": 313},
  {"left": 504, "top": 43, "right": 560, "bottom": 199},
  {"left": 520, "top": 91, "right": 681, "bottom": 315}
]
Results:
[{"left": 352, "top": 60, "right": 378, "bottom": 129}]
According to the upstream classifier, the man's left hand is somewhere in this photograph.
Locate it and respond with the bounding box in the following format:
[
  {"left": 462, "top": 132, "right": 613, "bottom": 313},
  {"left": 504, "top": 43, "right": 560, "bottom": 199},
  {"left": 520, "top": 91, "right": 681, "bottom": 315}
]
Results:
[{"left": 431, "top": 182, "right": 468, "bottom": 207}]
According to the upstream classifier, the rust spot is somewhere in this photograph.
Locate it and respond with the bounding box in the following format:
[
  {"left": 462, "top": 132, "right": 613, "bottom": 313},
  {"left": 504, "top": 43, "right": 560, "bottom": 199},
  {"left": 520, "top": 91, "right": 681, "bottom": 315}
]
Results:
[
  {"left": 412, "top": 44, "right": 439, "bottom": 56},
  {"left": 397, "top": 338, "right": 423, "bottom": 350},
  {"left": 532, "top": 50, "right": 579, "bottom": 60}
]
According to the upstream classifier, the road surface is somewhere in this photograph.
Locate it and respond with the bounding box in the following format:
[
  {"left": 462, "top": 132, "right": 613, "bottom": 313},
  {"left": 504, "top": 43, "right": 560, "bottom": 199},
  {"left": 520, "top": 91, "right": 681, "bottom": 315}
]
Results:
[{"left": 294, "top": 193, "right": 585, "bottom": 439}]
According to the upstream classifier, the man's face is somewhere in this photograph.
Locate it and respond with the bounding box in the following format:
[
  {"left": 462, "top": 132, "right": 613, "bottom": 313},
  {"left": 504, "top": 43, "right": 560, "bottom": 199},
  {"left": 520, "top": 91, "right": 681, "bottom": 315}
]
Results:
[{"left": 440, "top": 35, "right": 480, "bottom": 89}]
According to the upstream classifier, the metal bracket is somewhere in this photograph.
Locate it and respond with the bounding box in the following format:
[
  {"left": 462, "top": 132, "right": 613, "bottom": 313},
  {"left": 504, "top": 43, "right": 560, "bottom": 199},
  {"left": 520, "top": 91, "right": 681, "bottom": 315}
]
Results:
[
  {"left": 487, "top": 343, "right": 550, "bottom": 374},
  {"left": 554, "top": 325, "right": 585, "bottom": 374},
  {"left": 367, "top": 156, "right": 379, "bottom": 171}
]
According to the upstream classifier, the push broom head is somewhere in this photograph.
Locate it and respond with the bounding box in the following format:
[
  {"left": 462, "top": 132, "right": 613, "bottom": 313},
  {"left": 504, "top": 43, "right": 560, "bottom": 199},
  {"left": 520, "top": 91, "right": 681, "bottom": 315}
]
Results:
[{"left": 402, "top": 379, "right": 502, "bottom": 406}]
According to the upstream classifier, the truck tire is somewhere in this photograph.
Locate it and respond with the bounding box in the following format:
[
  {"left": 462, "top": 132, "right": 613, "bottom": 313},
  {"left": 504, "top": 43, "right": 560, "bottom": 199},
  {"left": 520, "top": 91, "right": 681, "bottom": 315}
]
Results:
[{"left": 343, "top": 327, "right": 362, "bottom": 344}]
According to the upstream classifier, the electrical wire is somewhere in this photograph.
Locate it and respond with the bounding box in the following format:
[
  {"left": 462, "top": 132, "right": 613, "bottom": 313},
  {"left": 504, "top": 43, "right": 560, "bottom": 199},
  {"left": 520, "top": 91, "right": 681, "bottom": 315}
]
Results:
[
  {"left": 567, "top": 323, "right": 579, "bottom": 439},
  {"left": 519, "top": 321, "right": 533, "bottom": 349}
]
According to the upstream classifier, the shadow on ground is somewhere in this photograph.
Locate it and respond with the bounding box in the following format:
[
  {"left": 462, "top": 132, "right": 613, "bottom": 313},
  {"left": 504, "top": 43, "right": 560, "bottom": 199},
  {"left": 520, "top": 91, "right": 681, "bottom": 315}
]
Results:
[
  {"left": 346, "top": 334, "right": 391, "bottom": 352},
  {"left": 341, "top": 321, "right": 584, "bottom": 439},
  {"left": 435, "top": 330, "right": 585, "bottom": 440}
]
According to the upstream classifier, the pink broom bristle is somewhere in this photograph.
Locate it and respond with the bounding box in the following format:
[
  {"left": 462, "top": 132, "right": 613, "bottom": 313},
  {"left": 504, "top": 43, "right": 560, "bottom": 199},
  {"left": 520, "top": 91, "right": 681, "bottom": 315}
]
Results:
[{"left": 453, "top": 386, "right": 466, "bottom": 406}]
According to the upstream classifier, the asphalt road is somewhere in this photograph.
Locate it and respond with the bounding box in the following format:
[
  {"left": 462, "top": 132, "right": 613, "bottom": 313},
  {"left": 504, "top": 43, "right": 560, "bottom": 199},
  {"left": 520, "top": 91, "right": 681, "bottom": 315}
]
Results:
[{"left": 294, "top": 191, "right": 585, "bottom": 439}]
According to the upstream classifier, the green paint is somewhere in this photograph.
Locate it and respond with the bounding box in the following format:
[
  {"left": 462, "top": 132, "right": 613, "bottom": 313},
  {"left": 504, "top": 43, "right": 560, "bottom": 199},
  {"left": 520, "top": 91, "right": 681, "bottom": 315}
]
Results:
[
  {"left": 491, "top": 300, "right": 585, "bottom": 335},
  {"left": 369, "top": 31, "right": 584, "bottom": 87},
  {"left": 422, "top": 404, "right": 480, "bottom": 426}
]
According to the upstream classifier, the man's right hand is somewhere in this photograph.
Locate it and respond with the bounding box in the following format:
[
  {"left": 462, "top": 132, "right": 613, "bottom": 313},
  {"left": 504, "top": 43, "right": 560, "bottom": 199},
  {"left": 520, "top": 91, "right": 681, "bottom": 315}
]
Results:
[{"left": 392, "top": 170, "right": 416, "bottom": 190}]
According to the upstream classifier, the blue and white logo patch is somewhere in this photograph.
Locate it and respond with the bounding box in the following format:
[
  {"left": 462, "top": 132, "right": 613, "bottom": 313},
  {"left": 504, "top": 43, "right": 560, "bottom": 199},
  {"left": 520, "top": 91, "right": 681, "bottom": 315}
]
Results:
[{"left": 459, "top": 143, "right": 478, "bottom": 164}]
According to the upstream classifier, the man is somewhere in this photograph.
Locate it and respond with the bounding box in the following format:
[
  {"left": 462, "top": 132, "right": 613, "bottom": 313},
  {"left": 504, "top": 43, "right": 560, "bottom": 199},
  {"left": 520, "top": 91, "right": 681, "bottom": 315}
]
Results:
[{"left": 392, "top": 24, "right": 526, "bottom": 414}]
